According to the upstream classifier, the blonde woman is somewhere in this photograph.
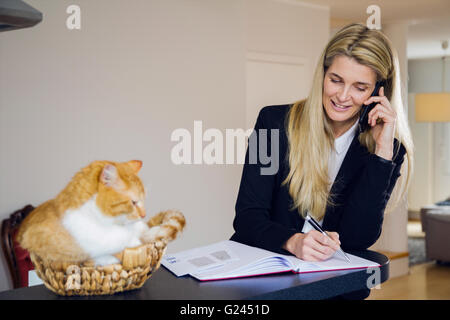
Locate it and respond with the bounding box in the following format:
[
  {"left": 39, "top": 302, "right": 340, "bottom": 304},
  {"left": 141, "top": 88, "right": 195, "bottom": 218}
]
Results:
[{"left": 230, "top": 23, "right": 413, "bottom": 298}]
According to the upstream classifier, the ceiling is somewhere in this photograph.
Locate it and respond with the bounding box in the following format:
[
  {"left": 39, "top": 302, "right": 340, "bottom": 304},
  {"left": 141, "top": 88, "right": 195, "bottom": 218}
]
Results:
[{"left": 296, "top": 0, "right": 450, "bottom": 59}]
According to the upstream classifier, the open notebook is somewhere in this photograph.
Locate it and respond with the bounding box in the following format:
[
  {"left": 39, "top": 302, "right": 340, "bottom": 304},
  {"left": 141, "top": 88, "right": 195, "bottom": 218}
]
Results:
[{"left": 161, "top": 240, "right": 380, "bottom": 281}]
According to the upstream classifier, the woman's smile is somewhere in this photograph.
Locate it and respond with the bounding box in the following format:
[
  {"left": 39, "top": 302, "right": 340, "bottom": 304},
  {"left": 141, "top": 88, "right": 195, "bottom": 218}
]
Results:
[
  {"left": 330, "top": 99, "right": 352, "bottom": 111},
  {"left": 322, "top": 55, "right": 377, "bottom": 137}
]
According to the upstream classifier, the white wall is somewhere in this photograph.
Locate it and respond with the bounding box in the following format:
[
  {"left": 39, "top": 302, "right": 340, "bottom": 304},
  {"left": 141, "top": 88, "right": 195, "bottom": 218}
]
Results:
[
  {"left": 244, "top": 0, "right": 329, "bottom": 129},
  {"left": 0, "top": 0, "right": 329, "bottom": 292}
]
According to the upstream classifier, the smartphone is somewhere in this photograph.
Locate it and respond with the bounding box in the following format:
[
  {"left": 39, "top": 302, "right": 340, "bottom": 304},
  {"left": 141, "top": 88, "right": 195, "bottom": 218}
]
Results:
[{"left": 358, "top": 81, "right": 385, "bottom": 132}]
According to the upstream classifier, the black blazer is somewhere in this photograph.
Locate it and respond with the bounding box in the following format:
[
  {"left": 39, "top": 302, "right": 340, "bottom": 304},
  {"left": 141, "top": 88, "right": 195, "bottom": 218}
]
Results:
[{"left": 230, "top": 104, "right": 406, "bottom": 253}]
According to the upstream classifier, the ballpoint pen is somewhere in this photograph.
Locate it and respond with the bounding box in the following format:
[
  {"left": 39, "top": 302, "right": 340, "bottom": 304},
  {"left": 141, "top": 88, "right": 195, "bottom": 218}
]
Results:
[{"left": 305, "top": 215, "right": 351, "bottom": 263}]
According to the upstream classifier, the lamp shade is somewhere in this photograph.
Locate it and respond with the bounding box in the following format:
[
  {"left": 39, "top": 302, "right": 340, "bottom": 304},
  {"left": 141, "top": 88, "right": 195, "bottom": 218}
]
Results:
[{"left": 415, "top": 93, "right": 450, "bottom": 122}]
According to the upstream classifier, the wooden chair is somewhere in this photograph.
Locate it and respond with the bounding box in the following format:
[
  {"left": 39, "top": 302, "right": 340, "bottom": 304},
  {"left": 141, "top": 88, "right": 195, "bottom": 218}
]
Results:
[{"left": 1, "top": 205, "right": 35, "bottom": 288}]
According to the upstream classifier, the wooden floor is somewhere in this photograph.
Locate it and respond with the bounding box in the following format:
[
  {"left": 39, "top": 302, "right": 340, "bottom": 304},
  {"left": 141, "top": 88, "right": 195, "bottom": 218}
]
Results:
[
  {"left": 367, "top": 262, "right": 450, "bottom": 300},
  {"left": 366, "top": 219, "right": 450, "bottom": 299}
]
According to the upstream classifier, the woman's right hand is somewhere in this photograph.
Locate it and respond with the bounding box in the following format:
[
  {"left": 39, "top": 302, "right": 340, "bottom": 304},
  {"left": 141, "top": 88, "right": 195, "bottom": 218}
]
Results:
[{"left": 283, "top": 231, "right": 341, "bottom": 261}]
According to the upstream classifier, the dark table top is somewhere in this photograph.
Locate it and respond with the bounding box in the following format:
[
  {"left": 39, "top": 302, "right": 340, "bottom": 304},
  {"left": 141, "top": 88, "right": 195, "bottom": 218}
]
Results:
[{"left": 0, "top": 250, "right": 388, "bottom": 300}]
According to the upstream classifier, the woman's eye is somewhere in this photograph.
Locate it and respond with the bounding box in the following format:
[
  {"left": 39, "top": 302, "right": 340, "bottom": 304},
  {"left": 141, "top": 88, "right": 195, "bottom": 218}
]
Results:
[
  {"left": 132, "top": 200, "right": 138, "bottom": 206},
  {"left": 356, "top": 87, "right": 366, "bottom": 92},
  {"left": 331, "top": 79, "right": 340, "bottom": 83}
]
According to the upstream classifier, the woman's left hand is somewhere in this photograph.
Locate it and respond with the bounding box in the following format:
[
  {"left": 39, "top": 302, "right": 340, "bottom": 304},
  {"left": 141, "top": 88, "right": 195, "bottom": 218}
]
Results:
[{"left": 363, "top": 86, "right": 397, "bottom": 161}]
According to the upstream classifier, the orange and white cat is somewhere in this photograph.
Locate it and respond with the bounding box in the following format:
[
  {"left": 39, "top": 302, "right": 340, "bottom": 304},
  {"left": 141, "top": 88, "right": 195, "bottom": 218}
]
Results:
[{"left": 18, "top": 160, "right": 179, "bottom": 266}]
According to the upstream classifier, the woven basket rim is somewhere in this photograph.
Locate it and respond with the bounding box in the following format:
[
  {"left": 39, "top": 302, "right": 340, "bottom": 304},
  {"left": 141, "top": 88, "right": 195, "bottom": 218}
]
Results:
[{"left": 30, "top": 240, "right": 168, "bottom": 296}]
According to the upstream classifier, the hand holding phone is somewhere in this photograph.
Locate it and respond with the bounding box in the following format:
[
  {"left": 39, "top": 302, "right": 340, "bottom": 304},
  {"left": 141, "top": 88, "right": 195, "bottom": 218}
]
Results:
[
  {"left": 358, "top": 81, "right": 385, "bottom": 133},
  {"left": 359, "top": 81, "right": 397, "bottom": 160}
]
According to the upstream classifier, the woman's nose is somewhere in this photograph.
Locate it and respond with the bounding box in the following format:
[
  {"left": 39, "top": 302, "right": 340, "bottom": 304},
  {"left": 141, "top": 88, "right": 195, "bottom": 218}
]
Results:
[{"left": 337, "top": 86, "right": 351, "bottom": 102}]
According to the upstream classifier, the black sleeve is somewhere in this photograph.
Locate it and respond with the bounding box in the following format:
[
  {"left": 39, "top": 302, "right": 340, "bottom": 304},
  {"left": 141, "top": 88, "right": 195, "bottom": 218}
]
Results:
[
  {"left": 231, "top": 107, "right": 297, "bottom": 253},
  {"left": 336, "top": 141, "right": 407, "bottom": 250}
]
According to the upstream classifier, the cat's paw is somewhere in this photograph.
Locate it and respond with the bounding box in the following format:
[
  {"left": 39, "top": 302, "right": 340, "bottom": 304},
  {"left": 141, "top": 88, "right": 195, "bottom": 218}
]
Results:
[
  {"left": 94, "top": 255, "right": 120, "bottom": 266},
  {"left": 140, "top": 226, "right": 162, "bottom": 243}
]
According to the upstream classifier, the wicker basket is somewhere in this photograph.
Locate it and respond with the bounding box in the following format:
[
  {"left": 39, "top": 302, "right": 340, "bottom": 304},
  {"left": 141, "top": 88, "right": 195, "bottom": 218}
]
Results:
[{"left": 29, "top": 210, "right": 185, "bottom": 296}]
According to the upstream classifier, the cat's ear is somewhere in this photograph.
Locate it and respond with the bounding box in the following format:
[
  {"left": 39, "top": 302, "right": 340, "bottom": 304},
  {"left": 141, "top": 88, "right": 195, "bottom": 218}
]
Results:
[
  {"left": 100, "top": 164, "right": 119, "bottom": 187},
  {"left": 128, "top": 160, "right": 142, "bottom": 173}
]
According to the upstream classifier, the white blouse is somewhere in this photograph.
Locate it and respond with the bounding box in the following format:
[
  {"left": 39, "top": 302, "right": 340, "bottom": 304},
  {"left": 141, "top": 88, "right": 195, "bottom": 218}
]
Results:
[{"left": 301, "top": 119, "right": 359, "bottom": 233}]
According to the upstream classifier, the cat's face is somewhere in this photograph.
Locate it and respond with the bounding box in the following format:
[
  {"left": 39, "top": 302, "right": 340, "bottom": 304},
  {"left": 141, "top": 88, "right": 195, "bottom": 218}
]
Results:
[{"left": 96, "top": 160, "right": 146, "bottom": 223}]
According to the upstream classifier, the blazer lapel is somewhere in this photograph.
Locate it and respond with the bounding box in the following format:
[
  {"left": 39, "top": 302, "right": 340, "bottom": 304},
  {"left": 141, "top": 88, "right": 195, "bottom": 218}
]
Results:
[{"left": 322, "top": 134, "right": 370, "bottom": 229}]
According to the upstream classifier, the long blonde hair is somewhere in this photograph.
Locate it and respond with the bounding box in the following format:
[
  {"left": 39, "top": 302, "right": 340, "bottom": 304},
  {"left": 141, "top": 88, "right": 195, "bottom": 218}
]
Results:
[{"left": 282, "top": 23, "right": 414, "bottom": 220}]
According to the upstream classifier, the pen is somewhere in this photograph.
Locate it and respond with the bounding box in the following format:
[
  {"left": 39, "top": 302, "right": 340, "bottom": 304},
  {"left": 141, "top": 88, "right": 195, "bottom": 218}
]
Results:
[{"left": 305, "top": 215, "right": 351, "bottom": 263}]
